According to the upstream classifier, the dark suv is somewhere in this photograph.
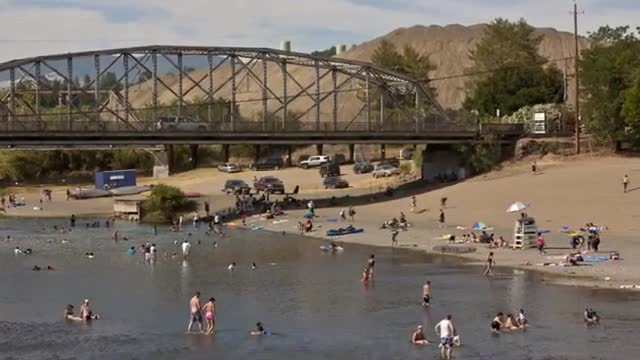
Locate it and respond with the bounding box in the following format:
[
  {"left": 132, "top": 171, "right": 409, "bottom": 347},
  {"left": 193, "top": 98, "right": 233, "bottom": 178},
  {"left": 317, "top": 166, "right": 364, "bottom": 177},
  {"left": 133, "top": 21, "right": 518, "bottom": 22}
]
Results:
[
  {"left": 223, "top": 179, "right": 250, "bottom": 194},
  {"left": 249, "top": 158, "right": 284, "bottom": 171},
  {"left": 378, "top": 158, "right": 400, "bottom": 168},
  {"left": 319, "top": 162, "right": 341, "bottom": 177},
  {"left": 353, "top": 161, "right": 374, "bottom": 174},
  {"left": 253, "top": 176, "right": 285, "bottom": 194}
]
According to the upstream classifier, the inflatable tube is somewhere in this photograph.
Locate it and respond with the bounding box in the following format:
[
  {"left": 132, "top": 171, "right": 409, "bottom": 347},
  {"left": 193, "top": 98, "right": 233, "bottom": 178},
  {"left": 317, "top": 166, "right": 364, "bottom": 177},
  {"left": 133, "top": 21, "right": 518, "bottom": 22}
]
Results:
[{"left": 326, "top": 227, "right": 363, "bottom": 237}]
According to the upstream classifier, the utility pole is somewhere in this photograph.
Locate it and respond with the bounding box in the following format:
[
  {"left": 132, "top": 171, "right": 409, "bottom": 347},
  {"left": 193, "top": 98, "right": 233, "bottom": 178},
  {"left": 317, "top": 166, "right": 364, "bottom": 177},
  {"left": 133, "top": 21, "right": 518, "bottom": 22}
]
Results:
[{"left": 572, "top": 1, "right": 582, "bottom": 154}]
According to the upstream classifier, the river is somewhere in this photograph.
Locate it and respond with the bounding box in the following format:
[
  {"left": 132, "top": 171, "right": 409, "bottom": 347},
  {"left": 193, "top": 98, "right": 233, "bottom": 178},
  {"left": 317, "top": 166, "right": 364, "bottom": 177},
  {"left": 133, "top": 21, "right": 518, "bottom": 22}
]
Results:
[{"left": 0, "top": 218, "right": 638, "bottom": 359}]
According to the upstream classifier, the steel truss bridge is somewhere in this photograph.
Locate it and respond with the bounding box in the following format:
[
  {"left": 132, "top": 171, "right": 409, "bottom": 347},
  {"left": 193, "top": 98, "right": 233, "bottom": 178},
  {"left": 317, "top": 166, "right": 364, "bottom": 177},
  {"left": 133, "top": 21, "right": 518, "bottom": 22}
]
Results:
[{"left": 0, "top": 46, "right": 522, "bottom": 146}]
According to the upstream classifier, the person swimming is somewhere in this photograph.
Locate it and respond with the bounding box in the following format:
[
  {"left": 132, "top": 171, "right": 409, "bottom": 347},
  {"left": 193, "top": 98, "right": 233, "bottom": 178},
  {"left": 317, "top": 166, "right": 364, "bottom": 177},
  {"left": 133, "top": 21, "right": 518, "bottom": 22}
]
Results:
[
  {"left": 491, "top": 312, "right": 504, "bottom": 333},
  {"left": 251, "top": 262, "right": 257, "bottom": 270},
  {"left": 250, "top": 321, "right": 269, "bottom": 336},
  {"left": 411, "top": 325, "right": 430, "bottom": 344},
  {"left": 85, "top": 252, "right": 94, "bottom": 259},
  {"left": 228, "top": 262, "right": 236, "bottom": 271},
  {"left": 64, "top": 304, "right": 83, "bottom": 321},
  {"left": 517, "top": 309, "right": 528, "bottom": 328},
  {"left": 584, "top": 308, "right": 600, "bottom": 324},
  {"left": 79, "top": 299, "right": 100, "bottom": 320},
  {"left": 128, "top": 246, "right": 136, "bottom": 255}
]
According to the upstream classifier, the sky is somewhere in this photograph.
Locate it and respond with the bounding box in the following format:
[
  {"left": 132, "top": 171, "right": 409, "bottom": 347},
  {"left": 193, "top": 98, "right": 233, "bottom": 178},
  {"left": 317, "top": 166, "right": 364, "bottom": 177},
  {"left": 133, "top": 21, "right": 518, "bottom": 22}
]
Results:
[{"left": 0, "top": 0, "right": 639, "bottom": 62}]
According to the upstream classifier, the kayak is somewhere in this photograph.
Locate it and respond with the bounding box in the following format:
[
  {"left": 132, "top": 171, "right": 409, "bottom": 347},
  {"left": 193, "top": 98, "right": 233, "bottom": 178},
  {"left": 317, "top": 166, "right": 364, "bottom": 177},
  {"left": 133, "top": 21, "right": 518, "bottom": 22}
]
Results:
[
  {"left": 320, "top": 245, "right": 344, "bottom": 252},
  {"left": 326, "top": 227, "right": 363, "bottom": 237}
]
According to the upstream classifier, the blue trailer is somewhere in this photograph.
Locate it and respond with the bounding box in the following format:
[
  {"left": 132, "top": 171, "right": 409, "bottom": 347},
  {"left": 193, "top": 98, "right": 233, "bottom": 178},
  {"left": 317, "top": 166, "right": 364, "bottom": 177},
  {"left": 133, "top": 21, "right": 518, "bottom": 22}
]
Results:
[{"left": 95, "top": 169, "right": 137, "bottom": 189}]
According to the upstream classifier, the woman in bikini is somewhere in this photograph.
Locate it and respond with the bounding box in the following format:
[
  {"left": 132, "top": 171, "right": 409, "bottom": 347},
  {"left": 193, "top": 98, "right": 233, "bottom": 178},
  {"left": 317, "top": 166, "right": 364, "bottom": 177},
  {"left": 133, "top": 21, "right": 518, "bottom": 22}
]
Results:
[{"left": 202, "top": 297, "right": 216, "bottom": 334}]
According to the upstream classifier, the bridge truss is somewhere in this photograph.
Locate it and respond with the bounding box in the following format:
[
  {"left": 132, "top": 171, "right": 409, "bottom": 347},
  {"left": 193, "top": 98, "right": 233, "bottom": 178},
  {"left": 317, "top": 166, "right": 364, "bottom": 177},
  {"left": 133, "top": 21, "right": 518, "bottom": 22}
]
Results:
[{"left": 0, "top": 46, "right": 456, "bottom": 137}]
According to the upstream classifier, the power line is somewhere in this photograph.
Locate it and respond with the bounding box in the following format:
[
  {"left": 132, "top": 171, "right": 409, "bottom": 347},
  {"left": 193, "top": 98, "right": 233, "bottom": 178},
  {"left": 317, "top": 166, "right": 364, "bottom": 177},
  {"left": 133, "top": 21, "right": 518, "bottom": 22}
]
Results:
[{"left": 428, "top": 56, "right": 575, "bottom": 82}]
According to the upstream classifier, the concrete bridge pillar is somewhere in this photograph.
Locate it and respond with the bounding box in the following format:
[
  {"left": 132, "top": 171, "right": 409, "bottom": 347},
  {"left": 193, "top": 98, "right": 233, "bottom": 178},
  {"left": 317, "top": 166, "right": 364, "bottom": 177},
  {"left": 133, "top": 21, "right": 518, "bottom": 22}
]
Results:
[
  {"left": 166, "top": 145, "right": 175, "bottom": 175},
  {"left": 190, "top": 144, "right": 199, "bottom": 169},
  {"left": 348, "top": 144, "right": 355, "bottom": 163},
  {"left": 316, "top": 144, "right": 323, "bottom": 155},
  {"left": 286, "top": 145, "right": 293, "bottom": 167},
  {"left": 380, "top": 144, "right": 386, "bottom": 160},
  {"left": 254, "top": 144, "right": 261, "bottom": 163},
  {"left": 223, "top": 144, "right": 230, "bottom": 163}
]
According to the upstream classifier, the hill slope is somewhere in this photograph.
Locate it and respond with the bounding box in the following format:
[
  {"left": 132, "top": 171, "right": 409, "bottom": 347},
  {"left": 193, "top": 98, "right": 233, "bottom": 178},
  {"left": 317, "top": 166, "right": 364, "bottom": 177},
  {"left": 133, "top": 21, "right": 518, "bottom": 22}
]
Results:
[{"left": 128, "top": 24, "right": 590, "bottom": 120}]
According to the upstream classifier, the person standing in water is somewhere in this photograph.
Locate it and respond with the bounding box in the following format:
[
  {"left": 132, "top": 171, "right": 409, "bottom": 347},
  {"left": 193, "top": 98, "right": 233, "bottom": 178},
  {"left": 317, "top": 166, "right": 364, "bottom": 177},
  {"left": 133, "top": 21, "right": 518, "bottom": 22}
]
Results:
[
  {"left": 422, "top": 281, "right": 431, "bottom": 307},
  {"left": 435, "top": 314, "right": 455, "bottom": 360},
  {"left": 181, "top": 239, "right": 191, "bottom": 260},
  {"left": 367, "top": 254, "right": 376, "bottom": 277},
  {"left": 187, "top": 291, "right": 203, "bottom": 333},
  {"left": 202, "top": 297, "right": 216, "bottom": 334},
  {"left": 483, "top": 252, "right": 495, "bottom": 276}
]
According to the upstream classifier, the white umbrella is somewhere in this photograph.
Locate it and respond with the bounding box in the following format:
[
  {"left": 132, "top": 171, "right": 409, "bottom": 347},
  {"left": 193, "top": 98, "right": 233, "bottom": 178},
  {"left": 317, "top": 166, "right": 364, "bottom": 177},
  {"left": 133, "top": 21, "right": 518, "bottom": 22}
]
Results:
[{"left": 507, "top": 201, "right": 529, "bottom": 213}]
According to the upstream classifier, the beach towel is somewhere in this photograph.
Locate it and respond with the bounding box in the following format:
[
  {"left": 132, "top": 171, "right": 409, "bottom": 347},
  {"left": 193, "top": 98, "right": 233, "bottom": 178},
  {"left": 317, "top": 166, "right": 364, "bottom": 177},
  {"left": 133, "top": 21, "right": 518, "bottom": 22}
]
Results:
[{"left": 583, "top": 256, "right": 609, "bottom": 263}]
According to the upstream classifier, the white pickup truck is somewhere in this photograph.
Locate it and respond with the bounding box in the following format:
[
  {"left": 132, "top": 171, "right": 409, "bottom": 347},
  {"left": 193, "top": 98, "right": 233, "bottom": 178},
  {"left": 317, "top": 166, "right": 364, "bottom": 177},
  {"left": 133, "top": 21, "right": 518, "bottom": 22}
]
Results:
[{"left": 299, "top": 155, "right": 330, "bottom": 169}]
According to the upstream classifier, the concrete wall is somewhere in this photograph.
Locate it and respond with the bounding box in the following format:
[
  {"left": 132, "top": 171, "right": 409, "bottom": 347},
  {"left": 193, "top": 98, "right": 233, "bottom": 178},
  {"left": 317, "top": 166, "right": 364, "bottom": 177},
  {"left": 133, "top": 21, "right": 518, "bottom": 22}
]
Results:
[{"left": 421, "top": 144, "right": 466, "bottom": 182}]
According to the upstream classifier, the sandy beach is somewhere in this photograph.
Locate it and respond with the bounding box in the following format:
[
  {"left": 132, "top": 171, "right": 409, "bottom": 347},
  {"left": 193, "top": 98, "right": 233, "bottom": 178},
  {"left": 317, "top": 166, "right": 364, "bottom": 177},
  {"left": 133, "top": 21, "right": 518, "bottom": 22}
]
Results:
[
  {"left": 249, "top": 155, "right": 640, "bottom": 291},
  {"left": 3, "top": 154, "right": 640, "bottom": 290}
]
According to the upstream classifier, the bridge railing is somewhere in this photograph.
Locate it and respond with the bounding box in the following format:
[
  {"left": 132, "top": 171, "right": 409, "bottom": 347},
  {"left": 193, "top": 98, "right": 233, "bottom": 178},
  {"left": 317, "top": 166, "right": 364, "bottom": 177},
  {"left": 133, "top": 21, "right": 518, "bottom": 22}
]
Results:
[{"left": 0, "top": 115, "right": 523, "bottom": 136}]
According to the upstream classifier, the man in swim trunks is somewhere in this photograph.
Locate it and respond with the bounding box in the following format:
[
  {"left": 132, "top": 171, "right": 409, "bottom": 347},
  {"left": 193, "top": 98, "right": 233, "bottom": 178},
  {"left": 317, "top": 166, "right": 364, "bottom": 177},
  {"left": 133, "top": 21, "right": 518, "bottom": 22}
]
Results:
[
  {"left": 187, "top": 291, "right": 203, "bottom": 333},
  {"left": 422, "top": 281, "right": 431, "bottom": 307},
  {"left": 367, "top": 254, "right": 375, "bottom": 277},
  {"left": 435, "top": 314, "right": 455, "bottom": 360}
]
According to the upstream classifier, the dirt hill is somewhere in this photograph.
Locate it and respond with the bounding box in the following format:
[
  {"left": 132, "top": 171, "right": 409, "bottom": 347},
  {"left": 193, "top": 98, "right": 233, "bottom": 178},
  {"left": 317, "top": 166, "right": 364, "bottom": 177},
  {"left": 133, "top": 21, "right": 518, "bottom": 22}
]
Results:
[{"left": 128, "top": 24, "right": 589, "bottom": 121}]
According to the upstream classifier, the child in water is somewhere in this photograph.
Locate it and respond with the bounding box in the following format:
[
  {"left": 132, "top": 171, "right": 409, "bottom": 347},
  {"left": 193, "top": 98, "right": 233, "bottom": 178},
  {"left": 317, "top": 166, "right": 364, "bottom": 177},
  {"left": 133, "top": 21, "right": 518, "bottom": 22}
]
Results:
[{"left": 251, "top": 322, "right": 269, "bottom": 336}]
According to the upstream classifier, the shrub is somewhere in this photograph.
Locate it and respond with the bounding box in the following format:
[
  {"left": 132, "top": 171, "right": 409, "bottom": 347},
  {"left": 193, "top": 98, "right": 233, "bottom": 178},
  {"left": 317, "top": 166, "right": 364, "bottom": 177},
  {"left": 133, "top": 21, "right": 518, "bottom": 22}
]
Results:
[{"left": 142, "top": 184, "right": 197, "bottom": 223}]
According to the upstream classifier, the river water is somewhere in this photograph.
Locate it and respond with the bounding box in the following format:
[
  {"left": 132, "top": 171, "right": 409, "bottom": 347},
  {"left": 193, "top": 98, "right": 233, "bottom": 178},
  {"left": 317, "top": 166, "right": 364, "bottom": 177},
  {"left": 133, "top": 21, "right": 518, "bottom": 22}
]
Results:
[{"left": 0, "top": 218, "right": 639, "bottom": 360}]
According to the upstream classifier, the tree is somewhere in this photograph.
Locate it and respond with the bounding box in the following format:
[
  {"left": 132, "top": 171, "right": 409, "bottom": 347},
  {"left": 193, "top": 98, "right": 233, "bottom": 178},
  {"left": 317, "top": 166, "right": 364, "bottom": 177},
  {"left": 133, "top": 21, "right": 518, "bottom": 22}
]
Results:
[
  {"left": 581, "top": 26, "right": 640, "bottom": 146},
  {"left": 371, "top": 40, "right": 404, "bottom": 71},
  {"left": 142, "top": 184, "right": 197, "bottom": 223},
  {"left": 464, "top": 18, "right": 563, "bottom": 116}
]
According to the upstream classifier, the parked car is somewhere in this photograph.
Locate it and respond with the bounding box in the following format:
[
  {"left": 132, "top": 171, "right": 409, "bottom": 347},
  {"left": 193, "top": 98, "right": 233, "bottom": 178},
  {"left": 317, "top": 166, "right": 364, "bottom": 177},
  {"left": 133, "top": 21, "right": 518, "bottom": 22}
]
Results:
[
  {"left": 323, "top": 176, "right": 349, "bottom": 189},
  {"left": 353, "top": 161, "right": 374, "bottom": 174},
  {"left": 372, "top": 164, "right": 400, "bottom": 178},
  {"left": 378, "top": 157, "right": 400, "bottom": 168},
  {"left": 400, "top": 147, "right": 415, "bottom": 160},
  {"left": 254, "top": 176, "right": 285, "bottom": 194},
  {"left": 319, "top": 162, "right": 341, "bottom": 177},
  {"left": 155, "top": 116, "right": 208, "bottom": 131},
  {"left": 217, "top": 163, "right": 242, "bottom": 173},
  {"left": 331, "top": 153, "right": 347, "bottom": 165},
  {"left": 249, "top": 158, "right": 284, "bottom": 171},
  {"left": 223, "top": 179, "right": 250, "bottom": 194},
  {"left": 299, "top": 155, "right": 330, "bottom": 169}
]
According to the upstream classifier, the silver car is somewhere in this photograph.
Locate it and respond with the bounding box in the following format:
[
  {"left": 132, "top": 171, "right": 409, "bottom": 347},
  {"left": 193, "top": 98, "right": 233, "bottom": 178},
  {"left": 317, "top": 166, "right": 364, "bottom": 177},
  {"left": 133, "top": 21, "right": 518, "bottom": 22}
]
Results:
[
  {"left": 217, "top": 163, "right": 242, "bottom": 173},
  {"left": 372, "top": 164, "right": 400, "bottom": 178}
]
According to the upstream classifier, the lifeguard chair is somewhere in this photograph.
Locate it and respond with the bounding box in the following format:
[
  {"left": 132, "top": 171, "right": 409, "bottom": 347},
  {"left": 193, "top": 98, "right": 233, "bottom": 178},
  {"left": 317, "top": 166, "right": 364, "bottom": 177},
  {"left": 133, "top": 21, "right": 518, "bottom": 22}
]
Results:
[{"left": 513, "top": 216, "right": 537, "bottom": 249}]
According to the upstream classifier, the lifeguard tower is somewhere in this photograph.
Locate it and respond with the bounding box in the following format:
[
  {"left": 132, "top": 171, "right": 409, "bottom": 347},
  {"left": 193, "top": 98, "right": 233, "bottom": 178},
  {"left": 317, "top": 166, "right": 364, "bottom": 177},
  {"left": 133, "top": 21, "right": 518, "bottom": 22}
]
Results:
[{"left": 513, "top": 216, "right": 538, "bottom": 249}]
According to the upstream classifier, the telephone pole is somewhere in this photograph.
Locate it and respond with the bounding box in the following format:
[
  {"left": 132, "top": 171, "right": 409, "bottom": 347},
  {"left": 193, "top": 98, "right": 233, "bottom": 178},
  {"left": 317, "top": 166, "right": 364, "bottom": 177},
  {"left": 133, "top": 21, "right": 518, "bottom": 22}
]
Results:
[{"left": 572, "top": 1, "right": 582, "bottom": 154}]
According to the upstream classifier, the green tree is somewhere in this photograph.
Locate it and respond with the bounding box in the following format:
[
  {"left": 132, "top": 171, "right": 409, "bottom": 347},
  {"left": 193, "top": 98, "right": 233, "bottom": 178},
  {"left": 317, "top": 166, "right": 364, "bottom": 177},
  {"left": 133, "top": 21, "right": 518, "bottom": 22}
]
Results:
[
  {"left": 581, "top": 26, "right": 640, "bottom": 146},
  {"left": 464, "top": 18, "right": 563, "bottom": 116},
  {"left": 371, "top": 40, "right": 404, "bottom": 71},
  {"left": 142, "top": 184, "right": 197, "bottom": 223}
]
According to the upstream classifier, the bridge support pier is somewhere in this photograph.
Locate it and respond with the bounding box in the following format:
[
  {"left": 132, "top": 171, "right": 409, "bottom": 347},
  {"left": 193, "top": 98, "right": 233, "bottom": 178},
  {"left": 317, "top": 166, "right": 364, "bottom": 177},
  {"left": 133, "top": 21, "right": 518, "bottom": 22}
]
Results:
[
  {"left": 316, "top": 144, "right": 323, "bottom": 155},
  {"left": 166, "top": 145, "right": 175, "bottom": 175},
  {"left": 190, "top": 145, "right": 199, "bottom": 169},
  {"left": 254, "top": 145, "right": 261, "bottom": 163},
  {"left": 380, "top": 144, "right": 386, "bottom": 160},
  {"left": 223, "top": 145, "right": 230, "bottom": 163},
  {"left": 348, "top": 144, "right": 355, "bottom": 163},
  {"left": 286, "top": 146, "right": 293, "bottom": 167}
]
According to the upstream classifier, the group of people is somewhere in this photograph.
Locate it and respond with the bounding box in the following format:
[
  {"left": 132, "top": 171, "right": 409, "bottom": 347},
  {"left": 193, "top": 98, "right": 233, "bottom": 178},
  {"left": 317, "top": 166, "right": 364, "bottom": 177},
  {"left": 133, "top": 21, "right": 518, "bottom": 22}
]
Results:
[
  {"left": 64, "top": 299, "right": 100, "bottom": 322},
  {"left": 490, "top": 310, "right": 528, "bottom": 333},
  {"left": 187, "top": 291, "right": 268, "bottom": 336},
  {"left": 411, "top": 315, "right": 460, "bottom": 360}
]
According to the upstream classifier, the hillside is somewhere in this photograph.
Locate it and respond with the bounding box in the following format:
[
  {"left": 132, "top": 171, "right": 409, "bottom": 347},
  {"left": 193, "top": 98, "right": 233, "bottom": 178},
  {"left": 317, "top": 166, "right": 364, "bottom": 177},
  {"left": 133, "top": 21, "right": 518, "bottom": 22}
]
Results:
[{"left": 127, "top": 24, "right": 590, "bottom": 120}]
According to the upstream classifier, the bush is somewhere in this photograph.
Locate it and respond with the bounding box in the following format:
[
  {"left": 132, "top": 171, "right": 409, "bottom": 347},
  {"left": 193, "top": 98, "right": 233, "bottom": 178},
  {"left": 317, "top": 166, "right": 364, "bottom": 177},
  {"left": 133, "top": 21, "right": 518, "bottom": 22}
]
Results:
[
  {"left": 142, "top": 184, "right": 197, "bottom": 223},
  {"left": 457, "top": 135, "right": 502, "bottom": 174},
  {"left": 398, "top": 162, "right": 413, "bottom": 175}
]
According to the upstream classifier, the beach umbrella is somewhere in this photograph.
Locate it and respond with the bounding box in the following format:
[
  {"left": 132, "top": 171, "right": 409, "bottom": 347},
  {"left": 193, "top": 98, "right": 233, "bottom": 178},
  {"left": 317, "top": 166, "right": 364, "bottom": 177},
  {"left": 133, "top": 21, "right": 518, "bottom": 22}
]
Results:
[
  {"left": 472, "top": 221, "right": 488, "bottom": 230},
  {"left": 506, "top": 201, "right": 529, "bottom": 213}
]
